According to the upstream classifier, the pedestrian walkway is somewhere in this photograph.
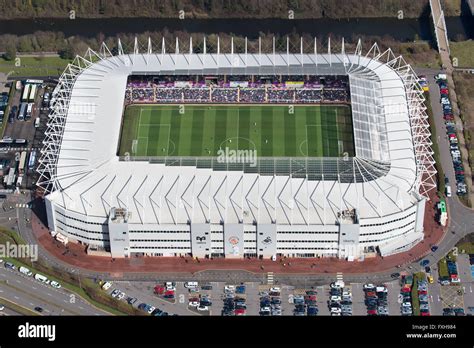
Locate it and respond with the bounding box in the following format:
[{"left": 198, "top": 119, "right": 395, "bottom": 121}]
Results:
[{"left": 28, "top": 187, "right": 448, "bottom": 276}]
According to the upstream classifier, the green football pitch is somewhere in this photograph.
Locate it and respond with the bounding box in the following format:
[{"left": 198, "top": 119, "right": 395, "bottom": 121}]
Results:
[{"left": 118, "top": 104, "right": 354, "bottom": 158}]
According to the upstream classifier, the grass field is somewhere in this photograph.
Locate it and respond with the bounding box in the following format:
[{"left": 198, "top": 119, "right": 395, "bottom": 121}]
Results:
[
  {"left": 450, "top": 40, "right": 474, "bottom": 68},
  {"left": 118, "top": 104, "right": 354, "bottom": 158},
  {"left": 0, "top": 56, "right": 71, "bottom": 77}
]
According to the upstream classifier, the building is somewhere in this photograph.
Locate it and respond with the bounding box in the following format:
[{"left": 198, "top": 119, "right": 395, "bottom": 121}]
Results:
[{"left": 37, "top": 38, "right": 436, "bottom": 260}]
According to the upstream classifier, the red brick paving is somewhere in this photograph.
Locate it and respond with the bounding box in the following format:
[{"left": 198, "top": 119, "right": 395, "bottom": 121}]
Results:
[{"left": 31, "top": 189, "right": 447, "bottom": 275}]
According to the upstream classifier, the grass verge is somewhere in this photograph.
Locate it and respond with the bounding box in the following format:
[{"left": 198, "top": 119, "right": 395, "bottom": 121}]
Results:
[
  {"left": 0, "top": 83, "right": 15, "bottom": 139},
  {"left": 450, "top": 40, "right": 474, "bottom": 69},
  {"left": 456, "top": 242, "right": 474, "bottom": 254}
]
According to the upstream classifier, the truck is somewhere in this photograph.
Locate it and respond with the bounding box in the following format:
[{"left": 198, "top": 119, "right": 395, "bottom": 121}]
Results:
[
  {"left": 26, "top": 103, "right": 33, "bottom": 120},
  {"left": 438, "top": 200, "right": 448, "bottom": 226},
  {"left": 21, "top": 84, "right": 30, "bottom": 102},
  {"left": 18, "top": 103, "right": 27, "bottom": 121},
  {"left": 6, "top": 167, "right": 16, "bottom": 188},
  {"left": 28, "top": 150, "right": 36, "bottom": 169},
  {"left": 55, "top": 232, "right": 68, "bottom": 245},
  {"left": 16, "top": 175, "right": 23, "bottom": 187},
  {"left": 18, "top": 151, "right": 27, "bottom": 174},
  {"left": 28, "top": 84, "right": 37, "bottom": 102}
]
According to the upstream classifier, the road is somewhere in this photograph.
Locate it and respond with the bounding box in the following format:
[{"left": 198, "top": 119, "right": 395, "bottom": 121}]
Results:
[
  {"left": 430, "top": 0, "right": 473, "bottom": 205},
  {"left": 0, "top": 266, "right": 108, "bottom": 315}
]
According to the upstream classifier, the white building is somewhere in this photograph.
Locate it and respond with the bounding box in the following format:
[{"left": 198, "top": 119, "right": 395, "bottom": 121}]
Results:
[{"left": 38, "top": 39, "right": 436, "bottom": 260}]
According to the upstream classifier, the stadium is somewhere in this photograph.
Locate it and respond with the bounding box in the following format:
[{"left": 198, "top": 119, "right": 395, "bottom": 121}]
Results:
[{"left": 37, "top": 37, "right": 436, "bottom": 260}]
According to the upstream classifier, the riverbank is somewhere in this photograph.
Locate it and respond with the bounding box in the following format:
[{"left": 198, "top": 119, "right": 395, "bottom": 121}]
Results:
[{"left": 0, "top": 0, "right": 438, "bottom": 20}]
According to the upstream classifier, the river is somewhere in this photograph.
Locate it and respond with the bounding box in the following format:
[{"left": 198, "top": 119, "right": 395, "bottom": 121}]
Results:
[{"left": 0, "top": 16, "right": 472, "bottom": 41}]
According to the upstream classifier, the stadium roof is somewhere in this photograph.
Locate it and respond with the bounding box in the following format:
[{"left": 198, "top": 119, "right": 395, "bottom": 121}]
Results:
[{"left": 38, "top": 40, "right": 436, "bottom": 225}]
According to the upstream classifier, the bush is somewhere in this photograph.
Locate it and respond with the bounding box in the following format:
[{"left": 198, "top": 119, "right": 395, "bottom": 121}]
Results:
[{"left": 3, "top": 45, "right": 16, "bottom": 61}]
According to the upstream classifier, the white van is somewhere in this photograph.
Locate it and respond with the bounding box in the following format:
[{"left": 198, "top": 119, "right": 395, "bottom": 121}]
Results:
[
  {"left": 34, "top": 273, "right": 48, "bottom": 283},
  {"left": 445, "top": 185, "right": 452, "bottom": 197},
  {"left": 184, "top": 281, "right": 199, "bottom": 289},
  {"left": 19, "top": 266, "right": 33, "bottom": 276}
]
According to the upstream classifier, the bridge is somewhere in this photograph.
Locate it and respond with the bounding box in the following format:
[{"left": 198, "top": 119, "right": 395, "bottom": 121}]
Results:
[{"left": 467, "top": 0, "right": 474, "bottom": 15}]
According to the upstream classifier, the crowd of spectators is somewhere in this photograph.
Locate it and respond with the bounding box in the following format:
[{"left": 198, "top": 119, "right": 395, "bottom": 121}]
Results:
[
  {"left": 239, "top": 88, "right": 266, "bottom": 103},
  {"left": 211, "top": 88, "right": 239, "bottom": 103},
  {"left": 267, "top": 88, "right": 295, "bottom": 103},
  {"left": 296, "top": 89, "right": 323, "bottom": 103},
  {"left": 183, "top": 88, "right": 210, "bottom": 102},
  {"left": 124, "top": 74, "right": 350, "bottom": 105},
  {"left": 156, "top": 88, "right": 182, "bottom": 102}
]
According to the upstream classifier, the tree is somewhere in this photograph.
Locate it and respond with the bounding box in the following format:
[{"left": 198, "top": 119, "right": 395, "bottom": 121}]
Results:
[
  {"left": 3, "top": 45, "right": 16, "bottom": 61},
  {"left": 59, "top": 44, "right": 75, "bottom": 60}
]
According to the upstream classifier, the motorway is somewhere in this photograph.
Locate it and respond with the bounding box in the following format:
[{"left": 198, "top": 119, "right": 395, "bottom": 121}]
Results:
[{"left": 0, "top": 266, "right": 108, "bottom": 315}]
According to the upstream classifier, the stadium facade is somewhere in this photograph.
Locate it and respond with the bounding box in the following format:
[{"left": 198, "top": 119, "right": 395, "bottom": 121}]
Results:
[{"left": 38, "top": 38, "right": 436, "bottom": 260}]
